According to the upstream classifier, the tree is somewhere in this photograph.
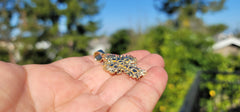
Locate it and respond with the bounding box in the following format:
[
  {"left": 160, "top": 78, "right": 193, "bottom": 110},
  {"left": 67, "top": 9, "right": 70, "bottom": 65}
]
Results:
[
  {"left": 207, "top": 24, "right": 228, "bottom": 35},
  {"left": 110, "top": 29, "right": 132, "bottom": 54},
  {"left": 31, "top": 0, "right": 100, "bottom": 38},
  {"left": 233, "top": 28, "right": 240, "bottom": 38},
  {"left": 0, "top": 0, "right": 42, "bottom": 38},
  {"left": 0, "top": 0, "right": 100, "bottom": 64},
  {"left": 0, "top": 0, "right": 36, "bottom": 63},
  {"left": 154, "top": 0, "right": 226, "bottom": 28},
  {"left": 0, "top": 0, "right": 100, "bottom": 39}
]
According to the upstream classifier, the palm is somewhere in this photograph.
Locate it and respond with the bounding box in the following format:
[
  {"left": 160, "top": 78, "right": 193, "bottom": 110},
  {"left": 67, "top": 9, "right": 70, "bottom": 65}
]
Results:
[{"left": 1, "top": 50, "right": 167, "bottom": 112}]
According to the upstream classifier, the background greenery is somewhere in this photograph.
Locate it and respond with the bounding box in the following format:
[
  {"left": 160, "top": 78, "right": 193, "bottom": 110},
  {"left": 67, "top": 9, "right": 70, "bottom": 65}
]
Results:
[{"left": 0, "top": 0, "right": 239, "bottom": 112}]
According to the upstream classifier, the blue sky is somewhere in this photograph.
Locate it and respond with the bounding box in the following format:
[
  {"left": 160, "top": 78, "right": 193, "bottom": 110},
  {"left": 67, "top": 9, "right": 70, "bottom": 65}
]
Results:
[{"left": 96, "top": 0, "right": 240, "bottom": 35}]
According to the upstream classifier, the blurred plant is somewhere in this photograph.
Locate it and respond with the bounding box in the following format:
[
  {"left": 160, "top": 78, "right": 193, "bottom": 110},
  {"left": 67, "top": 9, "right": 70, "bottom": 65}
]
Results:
[
  {"left": 131, "top": 25, "right": 228, "bottom": 112},
  {"left": 149, "top": 1, "right": 233, "bottom": 110},
  {"left": 200, "top": 72, "right": 240, "bottom": 111},
  {"left": 50, "top": 35, "right": 89, "bottom": 61},
  {"left": 227, "top": 55, "right": 240, "bottom": 71},
  {"left": 209, "top": 90, "right": 216, "bottom": 97}
]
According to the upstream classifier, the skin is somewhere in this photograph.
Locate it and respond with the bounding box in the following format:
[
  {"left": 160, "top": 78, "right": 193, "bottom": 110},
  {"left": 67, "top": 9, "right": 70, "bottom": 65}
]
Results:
[{"left": 0, "top": 50, "right": 168, "bottom": 112}]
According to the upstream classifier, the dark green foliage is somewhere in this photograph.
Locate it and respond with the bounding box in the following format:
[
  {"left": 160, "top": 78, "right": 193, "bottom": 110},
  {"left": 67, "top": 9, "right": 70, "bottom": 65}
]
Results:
[
  {"left": 207, "top": 24, "right": 228, "bottom": 35},
  {"left": 227, "top": 55, "right": 240, "bottom": 71},
  {"left": 110, "top": 29, "right": 131, "bottom": 54},
  {"left": 155, "top": 0, "right": 226, "bottom": 17},
  {"left": 0, "top": 48, "right": 9, "bottom": 62},
  {"left": 21, "top": 49, "right": 52, "bottom": 64}
]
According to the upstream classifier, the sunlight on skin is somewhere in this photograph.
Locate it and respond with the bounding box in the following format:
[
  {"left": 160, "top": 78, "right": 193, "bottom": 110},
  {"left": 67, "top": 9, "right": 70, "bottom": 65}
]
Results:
[{"left": 0, "top": 50, "right": 168, "bottom": 112}]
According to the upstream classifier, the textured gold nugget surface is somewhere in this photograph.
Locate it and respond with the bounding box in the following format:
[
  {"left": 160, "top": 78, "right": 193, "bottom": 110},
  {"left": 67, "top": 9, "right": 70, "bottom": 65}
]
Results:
[{"left": 94, "top": 50, "right": 146, "bottom": 79}]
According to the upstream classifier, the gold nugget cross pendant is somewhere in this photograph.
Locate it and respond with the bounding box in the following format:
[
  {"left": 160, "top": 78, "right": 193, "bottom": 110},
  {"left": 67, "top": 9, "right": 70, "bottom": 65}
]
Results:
[{"left": 94, "top": 50, "right": 146, "bottom": 79}]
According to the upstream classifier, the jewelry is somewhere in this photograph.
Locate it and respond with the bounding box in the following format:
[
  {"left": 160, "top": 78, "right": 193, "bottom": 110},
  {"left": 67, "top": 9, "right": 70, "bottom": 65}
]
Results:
[{"left": 94, "top": 50, "right": 146, "bottom": 79}]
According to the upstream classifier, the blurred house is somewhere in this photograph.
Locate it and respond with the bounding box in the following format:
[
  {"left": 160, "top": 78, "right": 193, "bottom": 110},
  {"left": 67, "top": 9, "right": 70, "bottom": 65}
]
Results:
[
  {"left": 88, "top": 37, "right": 110, "bottom": 55},
  {"left": 213, "top": 33, "right": 240, "bottom": 56}
]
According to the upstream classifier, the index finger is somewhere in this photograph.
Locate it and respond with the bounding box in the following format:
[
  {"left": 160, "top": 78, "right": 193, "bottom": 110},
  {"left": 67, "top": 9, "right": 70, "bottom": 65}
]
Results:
[{"left": 50, "top": 56, "right": 98, "bottom": 78}]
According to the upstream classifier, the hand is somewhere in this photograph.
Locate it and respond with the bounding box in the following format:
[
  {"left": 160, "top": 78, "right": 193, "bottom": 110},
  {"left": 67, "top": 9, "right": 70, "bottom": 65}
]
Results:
[{"left": 0, "top": 50, "right": 168, "bottom": 112}]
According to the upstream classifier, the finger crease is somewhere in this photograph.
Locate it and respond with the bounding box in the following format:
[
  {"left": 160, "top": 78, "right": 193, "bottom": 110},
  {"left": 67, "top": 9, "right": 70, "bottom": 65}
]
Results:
[
  {"left": 21, "top": 66, "right": 37, "bottom": 111},
  {"left": 125, "top": 95, "right": 146, "bottom": 112}
]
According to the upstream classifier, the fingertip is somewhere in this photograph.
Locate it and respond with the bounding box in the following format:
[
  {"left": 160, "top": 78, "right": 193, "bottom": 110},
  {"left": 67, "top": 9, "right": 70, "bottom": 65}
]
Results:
[
  {"left": 110, "top": 66, "right": 168, "bottom": 112},
  {"left": 140, "top": 66, "right": 168, "bottom": 96},
  {"left": 129, "top": 50, "right": 151, "bottom": 54},
  {"left": 138, "top": 54, "right": 165, "bottom": 71},
  {"left": 151, "top": 54, "right": 165, "bottom": 68}
]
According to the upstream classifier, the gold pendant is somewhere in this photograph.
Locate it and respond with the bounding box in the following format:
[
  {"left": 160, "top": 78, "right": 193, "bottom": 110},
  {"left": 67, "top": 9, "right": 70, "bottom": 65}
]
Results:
[{"left": 94, "top": 50, "right": 146, "bottom": 79}]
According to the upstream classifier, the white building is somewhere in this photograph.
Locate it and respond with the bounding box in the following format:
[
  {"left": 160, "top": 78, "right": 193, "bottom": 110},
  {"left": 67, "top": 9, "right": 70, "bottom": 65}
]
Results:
[{"left": 213, "top": 33, "right": 240, "bottom": 56}]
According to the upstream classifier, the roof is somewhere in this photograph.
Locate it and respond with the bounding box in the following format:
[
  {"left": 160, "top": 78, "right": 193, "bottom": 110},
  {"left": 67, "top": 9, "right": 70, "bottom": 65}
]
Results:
[{"left": 213, "top": 37, "right": 240, "bottom": 50}]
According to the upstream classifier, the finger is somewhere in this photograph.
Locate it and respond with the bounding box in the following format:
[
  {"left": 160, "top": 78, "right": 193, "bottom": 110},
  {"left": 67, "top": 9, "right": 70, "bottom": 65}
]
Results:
[
  {"left": 124, "top": 50, "right": 150, "bottom": 60},
  {"left": 95, "top": 54, "right": 164, "bottom": 105},
  {"left": 78, "top": 50, "right": 150, "bottom": 95},
  {"left": 51, "top": 56, "right": 99, "bottom": 79},
  {"left": 110, "top": 66, "right": 168, "bottom": 112},
  {"left": 137, "top": 53, "right": 165, "bottom": 69}
]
